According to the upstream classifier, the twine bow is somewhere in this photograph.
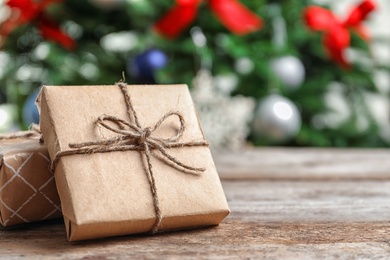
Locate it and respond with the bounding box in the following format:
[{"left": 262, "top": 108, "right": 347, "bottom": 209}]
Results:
[{"left": 51, "top": 82, "right": 208, "bottom": 234}]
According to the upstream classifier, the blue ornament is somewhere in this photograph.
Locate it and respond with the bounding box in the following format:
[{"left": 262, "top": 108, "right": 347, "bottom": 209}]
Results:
[
  {"left": 145, "top": 48, "right": 168, "bottom": 69},
  {"left": 128, "top": 48, "right": 168, "bottom": 84},
  {"left": 22, "top": 89, "right": 40, "bottom": 125}
]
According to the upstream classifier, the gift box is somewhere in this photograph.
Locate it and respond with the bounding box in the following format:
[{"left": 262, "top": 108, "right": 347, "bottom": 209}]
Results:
[
  {"left": 37, "top": 83, "right": 230, "bottom": 241},
  {"left": 0, "top": 133, "right": 61, "bottom": 227}
]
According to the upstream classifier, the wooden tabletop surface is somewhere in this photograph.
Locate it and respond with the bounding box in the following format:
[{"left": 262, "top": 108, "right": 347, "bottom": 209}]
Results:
[{"left": 1, "top": 148, "right": 390, "bottom": 259}]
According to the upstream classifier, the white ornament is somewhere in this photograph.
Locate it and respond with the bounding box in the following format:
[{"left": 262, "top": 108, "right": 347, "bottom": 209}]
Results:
[
  {"left": 191, "top": 70, "right": 255, "bottom": 150},
  {"left": 0, "top": 104, "right": 18, "bottom": 133},
  {"left": 270, "top": 56, "right": 305, "bottom": 90},
  {"left": 235, "top": 57, "right": 254, "bottom": 75},
  {"left": 252, "top": 94, "right": 301, "bottom": 142}
]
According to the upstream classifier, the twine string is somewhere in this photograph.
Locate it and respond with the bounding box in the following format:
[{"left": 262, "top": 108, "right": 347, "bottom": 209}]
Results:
[
  {"left": 51, "top": 82, "right": 208, "bottom": 234},
  {"left": 0, "top": 123, "right": 41, "bottom": 140}
]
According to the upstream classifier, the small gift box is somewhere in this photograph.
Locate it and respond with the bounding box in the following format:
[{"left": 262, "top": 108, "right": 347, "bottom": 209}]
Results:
[
  {"left": 0, "top": 132, "right": 61, "bottom": 227},
  {"left": 37, "top": 83, "right": 230, "bottom": 241}
]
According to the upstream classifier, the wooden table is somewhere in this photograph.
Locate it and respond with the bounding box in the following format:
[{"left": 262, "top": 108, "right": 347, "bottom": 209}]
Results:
[{"left": 1, "top": 148, "right": 390, "bottom": 259}]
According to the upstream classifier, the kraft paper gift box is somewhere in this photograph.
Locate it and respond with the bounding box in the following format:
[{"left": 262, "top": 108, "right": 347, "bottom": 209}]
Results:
[
  {"left": 0, "top": 133, "right": 61, "bottom": 228},
  {"left": 37, "top": 83, "right": 230, "bottom": 241}
]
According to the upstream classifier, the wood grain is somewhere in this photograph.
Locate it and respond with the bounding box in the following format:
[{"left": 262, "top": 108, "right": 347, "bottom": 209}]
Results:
[
  {"left": 1, "top": 179, "right": 390, "bottom": 259},
  {"left": 214, "top": 148, "right": 390, "bottom": 180}
]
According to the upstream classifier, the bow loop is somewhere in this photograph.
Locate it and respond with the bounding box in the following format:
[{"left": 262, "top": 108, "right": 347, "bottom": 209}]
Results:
[
  {"left": 154, "top": 0, "right": 262, "bottom": 39},
  {"left": 97, "top": 114, "right": 140, "bottom": 135},
  {"left": 151, "top": 111, "right": 186, "bottom": 143},
  {"left": 304, "top": 6, "right": 339, "bottom": 31},
  {"left": 344, "top": 0, "right": 376, "bottom": 27}
]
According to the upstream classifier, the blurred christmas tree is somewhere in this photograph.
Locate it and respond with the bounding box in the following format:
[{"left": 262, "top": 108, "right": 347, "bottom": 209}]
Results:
[{"left": 0, "top": 0, "right": 389, "bottom": 147}]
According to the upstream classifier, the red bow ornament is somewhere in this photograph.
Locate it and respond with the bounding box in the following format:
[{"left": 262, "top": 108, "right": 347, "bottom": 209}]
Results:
[
  {"left": 0, "top": 0, "right": 76, "bottom": 50},
  {"left": 154, "top": 0, "right": 263, "bottom": 39},
  {"left": 304, "top": 0, "right": 376, "bottom": 68}
]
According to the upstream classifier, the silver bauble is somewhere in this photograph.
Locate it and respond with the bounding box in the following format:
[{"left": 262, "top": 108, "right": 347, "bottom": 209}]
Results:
[
  {"left": 270, "top": 56, "right": 305, "bottom": 90},
  {"left": 252, "top": 94, "right": 301, "bottom": 142}
]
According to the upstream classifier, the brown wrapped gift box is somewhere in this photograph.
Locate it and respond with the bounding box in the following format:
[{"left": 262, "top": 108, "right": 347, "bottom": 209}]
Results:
[
  {"left": 0, "top": 135, "right": 61, "bottom": 227},
  {"left": 38, "top": 84, "right": 230, "bottom": 241}
]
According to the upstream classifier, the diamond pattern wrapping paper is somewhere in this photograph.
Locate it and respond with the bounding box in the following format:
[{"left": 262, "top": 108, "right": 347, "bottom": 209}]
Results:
[
  {"left": 37, "top": 84, "right": 230, "bottom": 241},
  {"left": 0, "top": 137, "right": 61, "bottom": 227}
]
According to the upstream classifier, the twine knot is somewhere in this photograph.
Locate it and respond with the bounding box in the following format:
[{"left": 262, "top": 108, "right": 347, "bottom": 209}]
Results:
[
  {"left": 51, "top": 82, "right": 208, "bottom": 234},
  {"left": 139, "top": 127, "right": 152, "bottom": 146}
]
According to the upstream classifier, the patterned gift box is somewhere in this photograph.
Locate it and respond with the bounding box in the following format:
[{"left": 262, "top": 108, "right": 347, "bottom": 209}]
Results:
[{"left": 0, "top": 134, "right": 61, "bottom": 227}]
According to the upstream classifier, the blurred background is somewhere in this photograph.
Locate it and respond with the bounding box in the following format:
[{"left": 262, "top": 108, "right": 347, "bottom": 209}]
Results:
[{"left": 0, "top": 0, "right": 389, "bottom": 149}]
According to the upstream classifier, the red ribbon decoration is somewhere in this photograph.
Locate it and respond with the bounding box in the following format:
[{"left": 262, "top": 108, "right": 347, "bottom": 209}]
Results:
[
  {"left": 0, "top": 0, "right": 76, "bottom": 50},
  {"left": 154, "top": 0, "right": 263, "bottom": 39},
  {"left": 304, "top": 0, "right": 375, "bottom": 68}
]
